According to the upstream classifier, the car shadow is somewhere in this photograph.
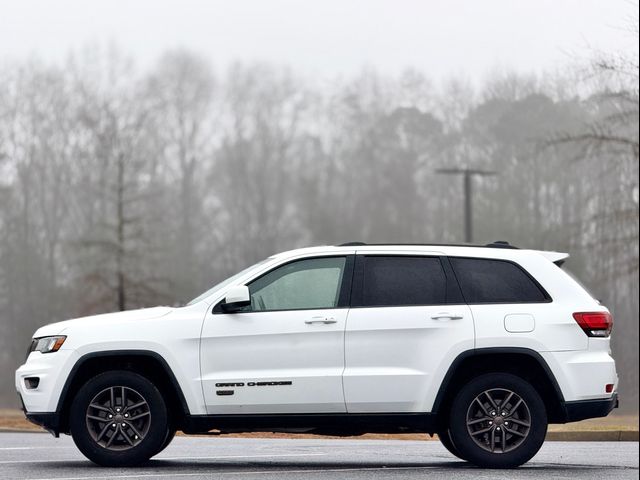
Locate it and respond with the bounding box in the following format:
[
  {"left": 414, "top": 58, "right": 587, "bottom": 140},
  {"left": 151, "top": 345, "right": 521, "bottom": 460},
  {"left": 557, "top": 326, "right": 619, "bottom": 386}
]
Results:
[{"left": 39, "top": 458, "right": 623, "bottom": 475}]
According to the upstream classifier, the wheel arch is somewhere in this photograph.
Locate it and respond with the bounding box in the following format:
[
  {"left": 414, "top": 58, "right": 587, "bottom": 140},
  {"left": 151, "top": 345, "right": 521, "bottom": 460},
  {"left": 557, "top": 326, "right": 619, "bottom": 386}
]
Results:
[
  {"left": 432, "top": 347, "right": 568, "bottom": 425},
  {"left": 56, "top": 350, "right": 190, "bottom": 434}
]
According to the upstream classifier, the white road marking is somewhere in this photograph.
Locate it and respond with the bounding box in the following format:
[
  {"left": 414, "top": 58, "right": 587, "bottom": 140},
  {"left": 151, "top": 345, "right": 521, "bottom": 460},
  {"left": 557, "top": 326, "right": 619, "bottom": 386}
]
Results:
[
  {"left": 0, "top": 446, "right": 71, "bottom": 451},
  {"left": 0, "top": 452, "right": 326, "bottom": 464},
  {"left": 25, "top": 465, "right": 438, "bottom": 480}
]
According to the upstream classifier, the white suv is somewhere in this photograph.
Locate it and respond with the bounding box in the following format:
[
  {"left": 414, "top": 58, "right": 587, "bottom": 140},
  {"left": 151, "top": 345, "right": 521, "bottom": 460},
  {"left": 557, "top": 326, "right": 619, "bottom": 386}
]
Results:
[{"left": 16, "top": 242, "right": 619, "bottom": 468}]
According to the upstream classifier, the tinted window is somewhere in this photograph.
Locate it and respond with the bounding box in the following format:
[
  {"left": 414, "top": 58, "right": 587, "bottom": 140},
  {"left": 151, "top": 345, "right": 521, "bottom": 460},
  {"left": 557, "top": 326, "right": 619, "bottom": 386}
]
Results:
[
  {"left": 247, "top": 257, "right": 346, "bottom": 311},
  {"left": 362, "top": 256, "right": 447, "bottom": 307},
  {"left": 450, "top": 258, "right": 548, "bottom": 303}
]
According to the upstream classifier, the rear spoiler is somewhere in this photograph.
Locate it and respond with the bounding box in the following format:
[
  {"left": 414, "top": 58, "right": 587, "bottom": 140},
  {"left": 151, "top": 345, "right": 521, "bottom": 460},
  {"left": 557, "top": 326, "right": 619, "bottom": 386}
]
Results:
[{"left": 537, "top": 251, "right": 570, "bottom": 266}]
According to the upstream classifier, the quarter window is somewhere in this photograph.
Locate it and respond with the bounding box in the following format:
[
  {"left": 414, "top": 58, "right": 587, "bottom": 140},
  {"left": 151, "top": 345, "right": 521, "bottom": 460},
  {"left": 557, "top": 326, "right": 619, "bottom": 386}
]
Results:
[
  {"left": 361, "top": 256, "right": 447, "bottom": 307},
  {"left": 247, "top": 257, "right": 346, "bottom": 311},
  {"left": 449, "top": 257, "right": 548, "bottom": 303}
]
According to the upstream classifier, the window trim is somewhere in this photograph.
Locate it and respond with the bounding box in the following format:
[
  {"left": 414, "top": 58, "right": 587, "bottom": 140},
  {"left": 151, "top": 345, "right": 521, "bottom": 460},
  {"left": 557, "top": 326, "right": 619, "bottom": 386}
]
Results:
[
  {"left": 447, "top": 256, "right": 553, "bottom": 305},
  {"left": 350, "top": 254, "right": 463, "bottom": 308},
  {"left": 213, "top": 255, "right": 355, "bottom": 314}
]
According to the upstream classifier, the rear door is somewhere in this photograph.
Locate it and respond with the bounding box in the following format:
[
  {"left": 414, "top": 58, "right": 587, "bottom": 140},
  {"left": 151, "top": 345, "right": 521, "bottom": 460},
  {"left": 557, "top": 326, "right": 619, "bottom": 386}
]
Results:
[{"left": 343, "top": 253, "right": 474, "bottom": 413}]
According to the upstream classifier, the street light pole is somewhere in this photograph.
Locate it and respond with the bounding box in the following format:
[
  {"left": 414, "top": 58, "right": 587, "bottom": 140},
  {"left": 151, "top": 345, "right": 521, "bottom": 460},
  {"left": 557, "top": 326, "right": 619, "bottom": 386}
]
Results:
[
  {"left": 463, "top": 170, "right": 473, "bottom": 243},
  {"left": 435, "top": 168, "right": 496, "bottom": 243}
]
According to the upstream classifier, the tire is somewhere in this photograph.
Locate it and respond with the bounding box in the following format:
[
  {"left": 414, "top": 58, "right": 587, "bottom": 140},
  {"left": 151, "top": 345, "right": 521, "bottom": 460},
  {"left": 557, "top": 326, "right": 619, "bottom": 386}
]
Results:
[
  {"left": 437, "top": 428, "right": 467, "bottom": 461},
  {"left": 448, "top": 373, "right": 547, "bottom": 469},
  {"left": 155, "top": 427, "right": 177, "bottom": 456},
  {"left": 69, "top": 370, "right": 169, "bottom": 467}
]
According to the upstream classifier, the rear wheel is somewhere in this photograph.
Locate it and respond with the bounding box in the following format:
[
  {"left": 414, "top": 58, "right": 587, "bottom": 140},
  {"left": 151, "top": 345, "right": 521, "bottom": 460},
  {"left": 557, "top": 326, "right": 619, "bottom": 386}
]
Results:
[
  {"left": 448, "top": 373, "right": 547, "bottom": 468},
  {"left": 70, "top": 370, "right": 168, "bottom": 467},
  {"left": 155, "top": 427, "right": 177, "bottom": 456}
]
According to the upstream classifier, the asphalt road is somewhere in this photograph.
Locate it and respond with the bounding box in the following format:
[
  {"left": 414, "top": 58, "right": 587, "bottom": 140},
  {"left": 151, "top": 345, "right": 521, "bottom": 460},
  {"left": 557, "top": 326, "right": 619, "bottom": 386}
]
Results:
[{"left": 0, "top": 432, "right": 638, "bottom": 480}]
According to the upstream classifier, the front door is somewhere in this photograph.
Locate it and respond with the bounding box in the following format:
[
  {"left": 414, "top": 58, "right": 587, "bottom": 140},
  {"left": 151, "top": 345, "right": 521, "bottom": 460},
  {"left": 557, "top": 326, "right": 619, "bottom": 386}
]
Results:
[{"left": 200, "top": 255, "right": 354, "bottom": 414}]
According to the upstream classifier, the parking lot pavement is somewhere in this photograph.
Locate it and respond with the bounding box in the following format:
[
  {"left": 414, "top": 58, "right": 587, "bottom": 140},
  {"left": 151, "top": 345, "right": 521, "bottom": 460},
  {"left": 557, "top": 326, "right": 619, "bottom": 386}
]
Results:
[{"left": 0, "top": 432, "right": 638, "bottom": 480}]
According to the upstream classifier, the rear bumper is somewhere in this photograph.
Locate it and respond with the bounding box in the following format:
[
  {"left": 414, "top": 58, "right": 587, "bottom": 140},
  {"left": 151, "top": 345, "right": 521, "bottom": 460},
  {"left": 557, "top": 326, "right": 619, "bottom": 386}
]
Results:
[{"left": 563, "top": 393, "right": 619, "bottom": 423}]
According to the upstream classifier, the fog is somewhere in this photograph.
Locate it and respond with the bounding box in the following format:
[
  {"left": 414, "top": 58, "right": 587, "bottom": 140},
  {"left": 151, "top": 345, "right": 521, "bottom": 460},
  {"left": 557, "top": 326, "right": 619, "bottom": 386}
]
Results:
[{"left": 0, "top": 3, "right": 638, "bottom": 413}]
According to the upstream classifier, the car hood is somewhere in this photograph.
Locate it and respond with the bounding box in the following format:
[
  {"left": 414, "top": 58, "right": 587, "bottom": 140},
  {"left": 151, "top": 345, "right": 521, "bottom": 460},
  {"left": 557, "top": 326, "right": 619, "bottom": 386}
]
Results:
[{"left": 33, "top": 306, "right": 174, "bottom": 337}]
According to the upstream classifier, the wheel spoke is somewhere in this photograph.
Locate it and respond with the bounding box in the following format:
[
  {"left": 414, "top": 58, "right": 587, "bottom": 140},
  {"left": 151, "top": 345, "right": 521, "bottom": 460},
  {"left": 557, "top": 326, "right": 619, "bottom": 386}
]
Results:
[
  {"left": 105, "top": 426, "right": 118, "bottom": 448},
  {"left": 121, "top": 386, "right": 126, "bottom": 408},
  {"left": 125, "top": 401, "right": 147, "bottom": 413},
  {"left": 120, "top": 426, "right": 135, "bottom": 446},
  {"left": 95, "top": 422, "right": 111, "bottom": 442},
  {"left": 124, "top": 421, "right": 144, "bottom": 440},
  {"left": 467, "top": 416, "right": 492, "bottom": 425},
  {"left": 508, "top": 418, "right": 531, "bottom": 427},
  {"left": 110, "top": 387, "right": 116, "bottom": 409},
  {"left": 501, "top": 427, "right": 507, "bottom": 453},
  {"left": 470, "top": 426, "right": 493, "bottom": 436},
  {"left": 504, "top": 426, "right": 527, "bottom": 437},
  {"left": 87, "top": 414, "right": 107, "bottom": 422},
  {"left": 507, "top": 398, "right": 523, "bottom": 416},
  {"left": 490, "top": 428, "right": 496, "bottom": 452},
  {"left": 474, "top": 397, "right": 491, "bottom": 416},
  {"left": 484, "top": 391, "right": 499, "bottom": 411},
  {"left": 89, "top": 403, "right": 111, "bottom": 413},
  {"left": 502, "top": 392, "right": 515, "bottom": 411},
  {"left": 128, "top": 411, "right": 150, "bottom": 421}
]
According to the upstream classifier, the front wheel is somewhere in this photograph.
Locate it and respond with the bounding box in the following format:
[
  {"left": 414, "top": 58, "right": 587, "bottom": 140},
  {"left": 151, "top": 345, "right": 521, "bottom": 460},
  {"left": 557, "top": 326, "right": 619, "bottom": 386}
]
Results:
[
  {"left": 70, "top": 370, "right": 169, "bottom": 467},
  {"left": 437, "top": 428, "right": 466, "bottom": 461},
  {"left": 448, "top": 373, "right": 547, "bottom": 468}
]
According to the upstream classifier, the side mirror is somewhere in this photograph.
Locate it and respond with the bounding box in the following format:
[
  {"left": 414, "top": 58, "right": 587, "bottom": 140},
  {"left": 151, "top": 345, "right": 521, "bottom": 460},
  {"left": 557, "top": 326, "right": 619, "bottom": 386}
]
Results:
[{"left": 221, "top": 285, "right": 251, "bottom": 313}]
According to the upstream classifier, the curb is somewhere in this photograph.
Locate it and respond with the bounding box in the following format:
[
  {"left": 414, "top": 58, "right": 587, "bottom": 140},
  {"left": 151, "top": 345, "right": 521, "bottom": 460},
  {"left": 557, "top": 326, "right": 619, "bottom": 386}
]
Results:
[
  {"left": 546, "top": 430, "right": 639, "bottom": 442},
  {"left": 0, "top": 428, "right": 45, "bottom": 434}
]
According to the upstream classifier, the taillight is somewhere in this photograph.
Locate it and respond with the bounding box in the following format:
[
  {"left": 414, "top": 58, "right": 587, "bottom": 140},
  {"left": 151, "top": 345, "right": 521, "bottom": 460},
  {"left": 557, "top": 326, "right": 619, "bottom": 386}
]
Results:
[{"left": 573, "top": 312, "right": 613, "bottom": 337}]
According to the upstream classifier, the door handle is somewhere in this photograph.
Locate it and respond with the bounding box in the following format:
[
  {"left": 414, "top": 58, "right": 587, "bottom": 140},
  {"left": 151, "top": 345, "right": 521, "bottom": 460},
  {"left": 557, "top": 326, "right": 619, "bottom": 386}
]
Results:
[
  {"left": 431, "top": 313, "right": 464, "bottom": 321},
  {"left": 305, "top": 316, "right": 337, "bottom": 325}
]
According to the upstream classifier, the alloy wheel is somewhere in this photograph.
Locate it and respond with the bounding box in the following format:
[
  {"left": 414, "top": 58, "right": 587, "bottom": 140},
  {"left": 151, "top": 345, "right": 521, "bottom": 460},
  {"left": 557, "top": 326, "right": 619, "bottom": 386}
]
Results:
[
  {"left": 465, "top": 388, "right": 531, "bottom": 453},
  {"left": 85, "top": 386, "right": 151, "bottom": 450}
]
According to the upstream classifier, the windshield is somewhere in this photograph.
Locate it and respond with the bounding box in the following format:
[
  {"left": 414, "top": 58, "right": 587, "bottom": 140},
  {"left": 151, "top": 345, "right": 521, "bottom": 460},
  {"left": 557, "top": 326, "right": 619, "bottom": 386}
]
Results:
[{"left": 186, "top": 258, "right": 272, "bottom": 306}]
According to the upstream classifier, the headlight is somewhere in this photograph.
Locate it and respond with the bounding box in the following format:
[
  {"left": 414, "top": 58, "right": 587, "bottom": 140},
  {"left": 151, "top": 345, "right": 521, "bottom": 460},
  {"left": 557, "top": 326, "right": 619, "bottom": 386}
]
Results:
[{"left": 29, "top": 336, "right": 67, "bottom": 355}]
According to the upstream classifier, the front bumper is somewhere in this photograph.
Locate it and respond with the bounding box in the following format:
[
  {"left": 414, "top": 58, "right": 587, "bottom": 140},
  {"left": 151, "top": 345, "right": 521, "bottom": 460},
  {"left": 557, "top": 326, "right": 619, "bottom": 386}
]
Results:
[
  {"left": 22, "top": 407, "right": 61, "bottom": 436},
  {"left": 15, "top": 349, "right": 77, "bottom": 413},
  {"left": 563, "top": 393, "right": 619, "bottom": 423},
  {"left": 16, "top": 349, "right": 78, "bottom": 436}
]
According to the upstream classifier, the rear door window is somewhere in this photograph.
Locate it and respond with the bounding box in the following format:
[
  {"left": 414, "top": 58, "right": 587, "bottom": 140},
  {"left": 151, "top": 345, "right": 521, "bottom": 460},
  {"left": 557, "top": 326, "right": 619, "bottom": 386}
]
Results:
[
  {"left": 449, "top": 257, "right": 549, "bottom": 304},
  {"left": 360, "top": 256, "right": 447, "bottom": 307}
]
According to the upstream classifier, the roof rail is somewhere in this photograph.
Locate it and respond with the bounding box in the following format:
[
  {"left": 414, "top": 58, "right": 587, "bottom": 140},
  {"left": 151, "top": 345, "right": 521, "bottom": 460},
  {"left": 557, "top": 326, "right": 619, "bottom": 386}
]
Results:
[
  {"left": 337, "top": 241, "right": 519, "bottom": 249},
  {"left": 485, "top": 241, "right": 519, "bottom": 249}
]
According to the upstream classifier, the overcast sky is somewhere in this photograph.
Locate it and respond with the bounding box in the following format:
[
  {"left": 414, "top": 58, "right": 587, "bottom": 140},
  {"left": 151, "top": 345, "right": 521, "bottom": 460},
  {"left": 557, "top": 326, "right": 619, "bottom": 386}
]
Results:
[{"left": 1, "top": 0, "right": 637, "bottom": 83}]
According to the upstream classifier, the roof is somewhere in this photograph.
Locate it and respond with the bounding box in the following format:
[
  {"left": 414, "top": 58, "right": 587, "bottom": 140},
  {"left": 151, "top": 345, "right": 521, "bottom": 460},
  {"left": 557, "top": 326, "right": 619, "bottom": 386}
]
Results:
[{"left": 270, "top": 242, "right": 569, "bottom": 264}]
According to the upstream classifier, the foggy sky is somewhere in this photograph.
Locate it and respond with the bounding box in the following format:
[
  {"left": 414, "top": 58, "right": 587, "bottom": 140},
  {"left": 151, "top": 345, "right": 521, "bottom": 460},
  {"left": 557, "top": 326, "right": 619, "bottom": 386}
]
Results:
[{"left": 1, "top": 0, "right": 637, "bottom": 83}]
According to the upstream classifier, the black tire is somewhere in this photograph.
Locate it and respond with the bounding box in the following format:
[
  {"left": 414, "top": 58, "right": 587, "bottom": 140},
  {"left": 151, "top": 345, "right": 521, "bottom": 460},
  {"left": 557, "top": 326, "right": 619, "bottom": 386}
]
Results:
[
  {"left": 155, "top": 427, "right": 177, "bottom": 456},
  {"left": 437, "top": 428, "right": 467, "bottom": 461},
  {"left": 69, "top": 370, "right": 168, "bottom": 467},
  {"left": 448, "top": 373, "right": 547, "bottom": 469}
]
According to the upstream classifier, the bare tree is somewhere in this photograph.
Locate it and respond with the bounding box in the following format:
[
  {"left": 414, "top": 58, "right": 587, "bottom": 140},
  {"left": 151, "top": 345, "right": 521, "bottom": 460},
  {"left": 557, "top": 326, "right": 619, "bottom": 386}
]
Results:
[{"left": 0, "top": 47, "right": 637, "bottom": 412}]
